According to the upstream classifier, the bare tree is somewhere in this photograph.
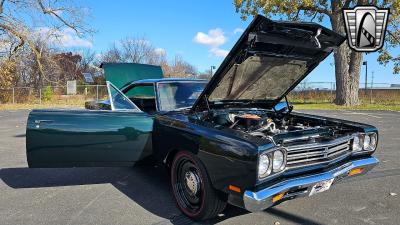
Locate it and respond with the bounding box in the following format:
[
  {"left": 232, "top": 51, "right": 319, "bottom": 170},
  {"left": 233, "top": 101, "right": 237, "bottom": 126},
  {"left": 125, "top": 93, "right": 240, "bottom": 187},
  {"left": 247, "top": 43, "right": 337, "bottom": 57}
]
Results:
[
  {"left": 163, "top": 55, "right": 198, "bottom": 78},
  {"left": 101, "top": 43, "right": 123, "bottom": 63},
  {"left": 78, "top": 49, "right": 100, "bottom": 72},
  {"left": 101, "top": 37, "right": 197, "bottom": 78},
  {"left": 101, "top": 36, "right": 167, "bottom": 65},
  {"left": 0, "top": 0, "right": 92, "bottom": 87},
  {"left": 120, "top": 37, "right": 154, "bottom": 63}
]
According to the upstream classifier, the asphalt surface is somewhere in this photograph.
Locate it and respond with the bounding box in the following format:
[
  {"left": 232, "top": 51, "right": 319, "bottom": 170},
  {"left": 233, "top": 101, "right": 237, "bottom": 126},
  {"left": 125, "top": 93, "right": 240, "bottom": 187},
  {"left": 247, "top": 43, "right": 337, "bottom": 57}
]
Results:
[{"left": 0, "top": 109, "right": 399, "bottom": 225}]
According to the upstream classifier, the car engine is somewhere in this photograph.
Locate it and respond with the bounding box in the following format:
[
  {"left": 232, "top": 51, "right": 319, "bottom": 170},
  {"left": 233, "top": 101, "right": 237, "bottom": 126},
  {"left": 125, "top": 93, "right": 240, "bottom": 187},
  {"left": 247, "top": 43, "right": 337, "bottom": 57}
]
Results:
[{"left": 205, "top": 111, "right": 327, "bottom": 140}]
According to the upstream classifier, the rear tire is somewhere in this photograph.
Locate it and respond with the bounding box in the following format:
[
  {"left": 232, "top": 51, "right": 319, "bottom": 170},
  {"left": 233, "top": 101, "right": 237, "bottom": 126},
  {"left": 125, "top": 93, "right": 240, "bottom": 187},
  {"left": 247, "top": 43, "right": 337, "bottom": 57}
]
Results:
[{"left": 170, "top": 151, "right": 226, "bottom": 220}]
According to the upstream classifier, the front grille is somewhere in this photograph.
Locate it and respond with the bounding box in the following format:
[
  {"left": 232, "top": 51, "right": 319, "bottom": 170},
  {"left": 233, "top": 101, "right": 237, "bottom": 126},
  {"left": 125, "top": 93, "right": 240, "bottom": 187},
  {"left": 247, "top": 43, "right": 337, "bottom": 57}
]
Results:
[{"left": 286, "top": 137, "right": 352, "bottom": 168}]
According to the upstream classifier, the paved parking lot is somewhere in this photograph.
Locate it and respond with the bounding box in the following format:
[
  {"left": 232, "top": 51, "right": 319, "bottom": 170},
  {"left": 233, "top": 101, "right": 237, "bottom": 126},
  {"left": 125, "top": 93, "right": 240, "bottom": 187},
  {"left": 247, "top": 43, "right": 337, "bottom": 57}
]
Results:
[{"left": 0, "top": 109, "right": 399, "bottom": 225}]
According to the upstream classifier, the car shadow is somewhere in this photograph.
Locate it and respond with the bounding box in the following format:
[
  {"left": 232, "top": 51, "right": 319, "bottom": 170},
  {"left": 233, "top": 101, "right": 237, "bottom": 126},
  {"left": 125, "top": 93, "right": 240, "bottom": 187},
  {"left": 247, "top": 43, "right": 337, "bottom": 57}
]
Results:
[
  {"left": 0, "top": 160, "right": 248, "bottom": 225},
  {"left": 4, "top": 162, "right": 394, "bottom": 224},
  {"left": 263, "top": 208, "right": 323, "bottom": 225}
]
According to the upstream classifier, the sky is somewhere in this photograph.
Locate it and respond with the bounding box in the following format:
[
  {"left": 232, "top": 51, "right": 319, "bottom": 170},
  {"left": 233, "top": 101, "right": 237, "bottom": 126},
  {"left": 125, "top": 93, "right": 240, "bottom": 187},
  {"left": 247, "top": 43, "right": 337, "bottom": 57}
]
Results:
[{"left": 62, "top": 0, "right": 400, "bottom": 85}]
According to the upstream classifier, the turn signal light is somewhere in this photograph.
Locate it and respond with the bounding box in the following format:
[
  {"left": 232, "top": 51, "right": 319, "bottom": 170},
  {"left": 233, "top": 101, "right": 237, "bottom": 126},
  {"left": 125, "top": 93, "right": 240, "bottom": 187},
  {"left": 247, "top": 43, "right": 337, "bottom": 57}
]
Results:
[
  {"left": 228, "top": 185, "right": 241, "bottom": 193},
  {"left": 348, "top": 168, "right": 364, "bottom": 176},
  {"left": 272, "top": 193, "right": 285, "bottom": 203}
]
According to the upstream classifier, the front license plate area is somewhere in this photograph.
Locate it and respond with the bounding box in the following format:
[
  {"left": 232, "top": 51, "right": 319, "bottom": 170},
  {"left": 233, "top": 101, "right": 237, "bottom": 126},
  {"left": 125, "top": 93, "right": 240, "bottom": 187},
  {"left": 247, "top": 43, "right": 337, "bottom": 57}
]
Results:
[{"left": 309, "top": 178, "right": 334, "bottom": 196}]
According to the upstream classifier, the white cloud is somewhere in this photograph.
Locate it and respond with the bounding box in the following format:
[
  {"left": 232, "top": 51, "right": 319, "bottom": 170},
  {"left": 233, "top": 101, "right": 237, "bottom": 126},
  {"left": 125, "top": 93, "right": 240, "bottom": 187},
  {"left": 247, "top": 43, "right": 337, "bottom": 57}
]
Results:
[
  {"left": 36, "top": 27, "right": 93, "bottom": 48},
  {"left": 233, "top": 28, "right": 244, "bottom": 34},
  {"left": 210, "top": 48, "right": 229, "bottom": 57},
  {"left": 193, "top": 28, "right": 226, "bottom": 48},
  {"left": 193, "top": 28, "right": 229, "bottom": 58},
  {"left": 154, "top": 48, "right": 166, "bottom": 56}
]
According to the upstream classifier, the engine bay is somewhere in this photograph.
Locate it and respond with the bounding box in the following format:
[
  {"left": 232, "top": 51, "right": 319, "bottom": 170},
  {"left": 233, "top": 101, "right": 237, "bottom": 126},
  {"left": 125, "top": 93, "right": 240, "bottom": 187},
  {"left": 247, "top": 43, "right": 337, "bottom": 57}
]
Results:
[
  {"left": 200, "top": 110, "right": 356, "bottom": 145},
  {"left": 211, "top": 112, "right": 318, "bottom": 137}
]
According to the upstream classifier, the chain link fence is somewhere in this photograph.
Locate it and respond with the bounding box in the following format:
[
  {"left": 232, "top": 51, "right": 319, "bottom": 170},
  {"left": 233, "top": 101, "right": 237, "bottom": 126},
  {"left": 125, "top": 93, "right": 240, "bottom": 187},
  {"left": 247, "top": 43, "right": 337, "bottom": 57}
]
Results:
[
  {"left": 290, "top": 82, "right": 400, "bottom": 104},
  {"left": 1, "top": 82, "right": 399, "bottom": 105},
  {"left": 0, "top": 85, "right": 108, "bottom": 105}
]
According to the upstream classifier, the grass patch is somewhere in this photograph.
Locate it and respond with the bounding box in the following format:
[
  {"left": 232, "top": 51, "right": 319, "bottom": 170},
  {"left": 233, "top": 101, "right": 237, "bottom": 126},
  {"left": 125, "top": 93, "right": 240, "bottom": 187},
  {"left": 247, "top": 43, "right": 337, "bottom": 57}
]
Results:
[
  {"left": 293, "top": 103, "right": 400, "bottom": 111},
  {"left": 1, "top": 97, "right": 400, "bottom": 111},
  {"left": 0, "top": 95, "right": 104, "bottom": 111},
  {"left": 0, "top": 102, "right": 84, "bottom": 111}
]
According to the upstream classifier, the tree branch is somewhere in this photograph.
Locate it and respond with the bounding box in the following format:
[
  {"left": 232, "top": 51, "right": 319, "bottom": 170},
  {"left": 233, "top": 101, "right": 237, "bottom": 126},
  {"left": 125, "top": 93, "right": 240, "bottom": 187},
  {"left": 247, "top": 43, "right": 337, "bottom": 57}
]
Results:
[
  {"left": 0, "top": 22, "right": 59, "bottom": 84},
  {"left": 0, "top": 0, "right": 5, "bottom": 14},
  {"left": 343, "top": 0, "right": 353, "bottom": 9},
  {"left": 298, "top": 5, "right": 331, "bottom": 16},
  {"left": 310, "top": 11, "right": 318, "bottom": 21},
  {"left": 12, "top": 36, "right": 24, "bottom": 54},
  {"left": 36, "top": 0, "right": 79, "bottom": 34},
  {"left": 388, "top": 30, "right": 400, "bottom": 45}
]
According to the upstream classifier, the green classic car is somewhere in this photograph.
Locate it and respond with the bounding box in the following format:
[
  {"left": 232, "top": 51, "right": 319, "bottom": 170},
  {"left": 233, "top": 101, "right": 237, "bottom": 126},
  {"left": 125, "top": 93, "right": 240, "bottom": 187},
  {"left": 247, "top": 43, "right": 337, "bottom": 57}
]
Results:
[{"left": 26, "top": 15, "right": 379, "bottom": 221}]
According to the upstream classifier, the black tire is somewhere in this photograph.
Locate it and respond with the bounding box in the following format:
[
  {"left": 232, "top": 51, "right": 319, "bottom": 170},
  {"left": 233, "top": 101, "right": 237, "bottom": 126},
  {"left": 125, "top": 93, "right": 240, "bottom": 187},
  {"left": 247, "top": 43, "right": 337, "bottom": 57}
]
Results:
[{"left": 170, "top": 151, "right": 226, "bottom": 220}]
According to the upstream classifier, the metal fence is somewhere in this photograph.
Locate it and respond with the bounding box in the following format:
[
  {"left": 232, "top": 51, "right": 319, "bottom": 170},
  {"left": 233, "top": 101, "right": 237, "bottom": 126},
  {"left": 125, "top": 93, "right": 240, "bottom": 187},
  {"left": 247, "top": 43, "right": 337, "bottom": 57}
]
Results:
[
  {"left": 1, "top": 82, "right": 399, "bottom": 105},
  {"left": 290, "top": 82, "right": 400, "bottom": 104},
  {"left": 0, "top": 85, "right": 108, "bottom": 104},
  {"left": 293, "top": 82, "right": 400, "bottom": 91}
]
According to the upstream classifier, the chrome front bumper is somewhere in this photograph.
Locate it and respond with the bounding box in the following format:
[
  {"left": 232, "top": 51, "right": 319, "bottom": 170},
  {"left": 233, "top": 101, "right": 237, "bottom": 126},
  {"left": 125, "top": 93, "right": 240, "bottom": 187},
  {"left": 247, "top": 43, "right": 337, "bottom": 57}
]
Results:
[{"left": 243, "top": 156, "right": 379, "bottom": 212}]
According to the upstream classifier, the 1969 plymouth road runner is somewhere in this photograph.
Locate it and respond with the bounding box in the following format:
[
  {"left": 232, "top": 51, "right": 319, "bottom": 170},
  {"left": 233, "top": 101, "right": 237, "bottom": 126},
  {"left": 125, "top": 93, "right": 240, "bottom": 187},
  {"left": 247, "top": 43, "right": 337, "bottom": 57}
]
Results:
[{"left": 26, "top": 15, "right": 379, "bottom": 220}]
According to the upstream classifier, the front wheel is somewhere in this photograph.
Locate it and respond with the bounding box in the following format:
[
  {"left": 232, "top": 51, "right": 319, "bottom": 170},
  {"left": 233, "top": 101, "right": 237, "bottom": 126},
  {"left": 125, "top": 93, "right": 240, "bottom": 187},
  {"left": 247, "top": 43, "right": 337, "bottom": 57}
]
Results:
[{"left": 170, "top": 151, "right": 226, "bottom": 220}]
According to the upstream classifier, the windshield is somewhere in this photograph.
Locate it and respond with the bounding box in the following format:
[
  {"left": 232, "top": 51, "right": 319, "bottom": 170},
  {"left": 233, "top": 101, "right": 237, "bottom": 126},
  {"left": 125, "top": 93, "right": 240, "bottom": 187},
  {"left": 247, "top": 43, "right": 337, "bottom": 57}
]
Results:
[{"left": 158, "top": 82, "right": 207, "bottom": 111}]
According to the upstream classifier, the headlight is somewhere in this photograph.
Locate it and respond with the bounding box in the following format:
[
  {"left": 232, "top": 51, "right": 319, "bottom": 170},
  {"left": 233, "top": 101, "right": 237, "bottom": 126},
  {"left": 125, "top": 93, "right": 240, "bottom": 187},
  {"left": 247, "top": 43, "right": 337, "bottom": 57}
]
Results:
[
  {"left": 352, "top": 132, "right": 378, "bottom": 153},
  {"left": 258, "top": 154, "right": 271, "bottom": 178},
  {"left": 369, "top": 133, "right": 377, "bottom": 149},
  {"left": 363, "top": 135, "right": 371, "bottom": 149},
  {"left": 272, "top": 150, "right": 286, "bottom": 172},
  {"left": 364, "top": 132, "right": 378, "bottom": 151},
  {"left": 352, "top": 135, "right": 363, "bottom": 151},
  {"left": 258, "top": 149, "right": 287, "bottom": 179}
]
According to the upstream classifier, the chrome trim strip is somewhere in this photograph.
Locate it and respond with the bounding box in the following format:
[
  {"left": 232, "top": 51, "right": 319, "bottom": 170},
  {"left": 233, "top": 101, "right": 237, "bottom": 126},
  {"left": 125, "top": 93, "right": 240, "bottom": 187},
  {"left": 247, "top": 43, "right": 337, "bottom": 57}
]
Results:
[
  {"left": 286, "top": 152, "right": 352, "bottom": 169},
  {"left": 243, "top": 156, "right": 379, "bottom": 212},
  {"left": 286, "top": 136, "right": 351, "bottom": 151},
  {"left": 285, "top": 137, "right": 352, "bottom": 167}
]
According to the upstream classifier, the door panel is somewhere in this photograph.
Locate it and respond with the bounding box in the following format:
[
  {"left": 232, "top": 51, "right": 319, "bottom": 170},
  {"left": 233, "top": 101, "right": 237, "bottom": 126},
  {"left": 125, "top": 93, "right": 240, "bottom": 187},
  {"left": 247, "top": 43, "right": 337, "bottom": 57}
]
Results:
[{"left": 26, "top": 109, "right": 153, "bottom": 167}]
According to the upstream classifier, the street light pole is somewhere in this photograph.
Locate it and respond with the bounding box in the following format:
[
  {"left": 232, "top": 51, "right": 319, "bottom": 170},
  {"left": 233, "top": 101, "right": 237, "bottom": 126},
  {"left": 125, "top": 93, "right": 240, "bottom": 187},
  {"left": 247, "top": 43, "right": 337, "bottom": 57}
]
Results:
[
  {"left": 363, "top": 61, "right": 368, "bottom": 92},
  {"left": 370, "top": 71, "right": 374, "bottom": 104},
  {"left": 210, "top": 66, "right": 216, "bottom": 77}
]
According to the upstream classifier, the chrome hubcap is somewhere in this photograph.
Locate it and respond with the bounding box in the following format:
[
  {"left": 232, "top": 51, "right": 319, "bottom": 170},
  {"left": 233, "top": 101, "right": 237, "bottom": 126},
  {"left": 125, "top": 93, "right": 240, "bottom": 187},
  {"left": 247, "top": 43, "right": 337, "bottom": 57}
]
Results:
[{"left": 185, "top": 171, "right": 199, "bottom": 195}]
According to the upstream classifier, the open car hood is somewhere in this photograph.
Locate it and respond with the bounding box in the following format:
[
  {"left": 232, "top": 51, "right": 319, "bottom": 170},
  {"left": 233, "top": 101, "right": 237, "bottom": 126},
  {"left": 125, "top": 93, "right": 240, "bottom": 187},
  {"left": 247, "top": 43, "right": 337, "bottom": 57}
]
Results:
[{"left": 191, "top": 15, "right": 345, "bottom": 112}]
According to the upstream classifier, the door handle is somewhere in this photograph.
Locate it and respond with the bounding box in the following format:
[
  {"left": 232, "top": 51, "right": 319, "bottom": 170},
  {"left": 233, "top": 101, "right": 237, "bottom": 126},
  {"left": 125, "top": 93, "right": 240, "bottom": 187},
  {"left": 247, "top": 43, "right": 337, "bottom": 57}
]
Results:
[{"left": 34, "top": 120, "right": 54, "bottom": 124}]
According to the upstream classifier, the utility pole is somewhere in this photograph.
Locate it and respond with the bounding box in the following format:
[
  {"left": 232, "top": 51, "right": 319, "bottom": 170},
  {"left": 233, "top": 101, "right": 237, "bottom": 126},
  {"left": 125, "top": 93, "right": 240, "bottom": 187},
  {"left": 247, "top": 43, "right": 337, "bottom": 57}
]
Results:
[
  {"left": 370, "top": 71, "right": 374, "bottom": 104},
  {"left": 363, "top": 61, "right": 368, "bottom": 93}
]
